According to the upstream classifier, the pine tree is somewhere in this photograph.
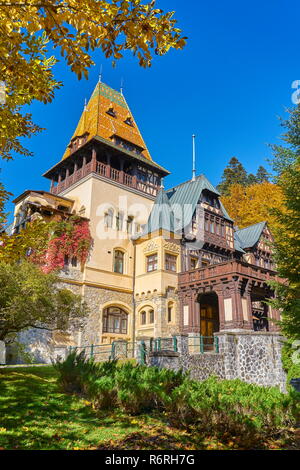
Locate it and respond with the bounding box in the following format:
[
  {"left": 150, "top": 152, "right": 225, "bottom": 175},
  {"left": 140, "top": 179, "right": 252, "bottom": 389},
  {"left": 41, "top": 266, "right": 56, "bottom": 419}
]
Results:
[
  {"left": 217, "top": 157, "right": 248, "bottom": 196},
  {"left": 269, "top": 106, "right": 300, "bottom": 340},
  {"left": 256, "top": 166, "right": 270, "bottom": 184},
  {"left": 247, "top": 173, "right": 258, "bottom": 185}
]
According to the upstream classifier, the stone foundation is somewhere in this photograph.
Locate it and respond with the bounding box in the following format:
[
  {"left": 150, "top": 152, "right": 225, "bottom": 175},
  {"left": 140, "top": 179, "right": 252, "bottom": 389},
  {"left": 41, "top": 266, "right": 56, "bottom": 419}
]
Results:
[{"left": 149, "top": 331, "right": 287, "bottom": 391}]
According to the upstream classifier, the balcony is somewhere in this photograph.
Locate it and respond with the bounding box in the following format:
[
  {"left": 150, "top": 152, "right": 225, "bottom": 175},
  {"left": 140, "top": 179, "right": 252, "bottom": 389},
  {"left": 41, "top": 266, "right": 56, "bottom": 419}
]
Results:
[
  {"left": 179, "top": 260, "right": 280, "bottom": 288},
  {"left": 50, "top": 160, "right": 160, "bottom": 198}
]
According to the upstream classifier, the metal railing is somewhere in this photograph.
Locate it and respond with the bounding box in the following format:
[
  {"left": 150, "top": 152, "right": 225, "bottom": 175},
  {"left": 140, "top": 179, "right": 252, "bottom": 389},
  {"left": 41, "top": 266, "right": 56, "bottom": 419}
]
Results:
[
  {"left": 188, "top": 335, "right": 219, "bottom": 354},
  {"left": 69, "top": 344, "right": 113, "bottom": 361}
]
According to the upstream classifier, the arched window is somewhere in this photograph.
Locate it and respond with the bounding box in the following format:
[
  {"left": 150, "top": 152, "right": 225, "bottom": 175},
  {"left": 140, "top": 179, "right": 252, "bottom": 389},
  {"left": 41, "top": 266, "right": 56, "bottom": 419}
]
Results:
[
  {"left": 114, "top": 250, "right": 124, "bottom": 274},
  {"left": 104, "top": 208, "right": 114, "bottom": 228},
  {"left": 140, "top": 311, "right": 146, "bottom": 325},
  {"left": 102, "top": 307, "right": 128, "bottom": 334},
  {"left": 149, "top": 309, "right": 154, "bottom": 324}
]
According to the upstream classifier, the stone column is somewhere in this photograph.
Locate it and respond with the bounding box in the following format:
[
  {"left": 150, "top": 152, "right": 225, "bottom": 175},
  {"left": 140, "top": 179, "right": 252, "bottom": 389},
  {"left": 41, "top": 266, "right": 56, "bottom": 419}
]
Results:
[
  {"left": 215, "top": 330, "right": 287, "bottom": 392},
  {"left": 175, "top": 334, "right": 189, "bottom": 355}
]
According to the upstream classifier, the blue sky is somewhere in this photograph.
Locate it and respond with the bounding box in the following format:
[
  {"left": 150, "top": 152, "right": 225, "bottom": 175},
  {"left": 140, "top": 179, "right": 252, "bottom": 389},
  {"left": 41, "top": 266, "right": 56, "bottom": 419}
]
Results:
[{"left": 2, "top": 0, "right": 300, "bottom": 221}]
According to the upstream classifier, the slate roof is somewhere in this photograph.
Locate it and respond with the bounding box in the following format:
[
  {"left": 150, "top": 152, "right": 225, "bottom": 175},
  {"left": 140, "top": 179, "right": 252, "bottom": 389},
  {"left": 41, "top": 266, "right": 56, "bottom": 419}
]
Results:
[
  {"left": 234, "top": 221, "right": 266, "bottom": 249},
  {"left": 142, "top": 189, "right": 174, "bottom": 235},
  {"left": 165, "top": 174, "right": 233, "bottom": 229},
  {"left": 141, "top": 174, "right": 234, "bottom": 237}
]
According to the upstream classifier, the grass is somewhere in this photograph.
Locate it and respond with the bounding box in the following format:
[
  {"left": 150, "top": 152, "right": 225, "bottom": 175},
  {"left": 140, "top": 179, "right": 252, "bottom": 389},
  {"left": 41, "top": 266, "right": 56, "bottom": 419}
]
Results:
[{"left": 0, "top": 366, "right": 299, "bottom": 450}]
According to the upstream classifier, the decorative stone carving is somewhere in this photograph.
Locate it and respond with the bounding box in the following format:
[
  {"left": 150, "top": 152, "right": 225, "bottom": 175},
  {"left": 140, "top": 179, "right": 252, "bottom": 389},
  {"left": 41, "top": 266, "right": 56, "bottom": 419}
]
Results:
[
  {"left": 143, "top": 241, "right": 159, "bottom": 253},
  {"left": 163, "top": 242, "right": 180, "bottom": 253}
]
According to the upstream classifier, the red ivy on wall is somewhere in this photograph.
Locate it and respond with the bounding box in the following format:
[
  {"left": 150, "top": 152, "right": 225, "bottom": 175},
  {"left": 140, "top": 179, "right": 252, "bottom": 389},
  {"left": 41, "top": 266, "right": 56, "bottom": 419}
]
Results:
[{"left": 41, "top": 217, "right": 93, "bottom": 274}]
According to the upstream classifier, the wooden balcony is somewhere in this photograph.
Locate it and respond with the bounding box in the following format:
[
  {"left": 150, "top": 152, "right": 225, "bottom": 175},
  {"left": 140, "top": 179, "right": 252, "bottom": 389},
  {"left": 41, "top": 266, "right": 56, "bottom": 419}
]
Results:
[
  {"left": 50, "top": 160, "right": 160, "bottom": 198},
  {"left": 179, "top": 260, "right": 280, "bottom": 288}
]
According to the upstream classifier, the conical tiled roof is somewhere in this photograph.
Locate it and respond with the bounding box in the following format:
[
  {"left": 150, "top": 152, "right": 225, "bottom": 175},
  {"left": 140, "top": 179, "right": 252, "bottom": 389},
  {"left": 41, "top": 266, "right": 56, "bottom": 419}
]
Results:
[{"left": 62, "top": 81, "right": 152, "bottom": 162}]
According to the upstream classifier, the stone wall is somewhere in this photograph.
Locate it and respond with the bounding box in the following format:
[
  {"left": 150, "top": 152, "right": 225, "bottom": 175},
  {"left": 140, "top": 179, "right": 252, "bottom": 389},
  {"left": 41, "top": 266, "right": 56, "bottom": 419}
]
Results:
[
  {"left": 149, "top": 331, "right": 287, "bottom": 391},
  {"left": 216, "top": 330, "right": 287, "bottom": 392}
]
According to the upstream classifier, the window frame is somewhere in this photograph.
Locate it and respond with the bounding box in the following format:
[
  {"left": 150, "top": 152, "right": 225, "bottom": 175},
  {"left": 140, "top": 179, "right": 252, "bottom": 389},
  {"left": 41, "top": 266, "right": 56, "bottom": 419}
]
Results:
[
  {"left": 113, "top": 249, "right": 125, "bottom": 274},
  {"left": 146, "top": 253, "right": 158, "bottom": 272}
]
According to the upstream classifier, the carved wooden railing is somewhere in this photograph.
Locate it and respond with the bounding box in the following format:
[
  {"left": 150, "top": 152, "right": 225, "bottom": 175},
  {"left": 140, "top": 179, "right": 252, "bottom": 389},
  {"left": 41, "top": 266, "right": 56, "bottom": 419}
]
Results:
[
  {"left": 179, "top": 260, "right": 280, "bottom": 287},
  {"left": 51, "top": 161, "right": 159, "bottom": 197}
]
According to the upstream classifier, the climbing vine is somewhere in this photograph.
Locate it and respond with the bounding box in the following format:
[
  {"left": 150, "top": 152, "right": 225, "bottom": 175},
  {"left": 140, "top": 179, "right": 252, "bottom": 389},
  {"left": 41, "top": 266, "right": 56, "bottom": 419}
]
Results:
[
  {"left": 0, "top": 216, "right": 93, "bottom": 273},
  {"left": 42, "top": 217, "right": 93, "bottom": 273}
]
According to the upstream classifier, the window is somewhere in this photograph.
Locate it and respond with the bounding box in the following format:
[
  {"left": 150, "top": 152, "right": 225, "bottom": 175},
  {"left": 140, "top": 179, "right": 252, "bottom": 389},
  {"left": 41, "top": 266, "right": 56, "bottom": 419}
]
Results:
[
  {"left": 124, "top": 117, "right": 134, "bottom": 126},
  {"left": 141, "top": 311, "right": 146, "bottom": 325},
  {"left": 210, "top": 220, "right": 215, "bottom": 233},
  {"left": 165, "top": 253, "right": 177, "bottom": 272},
  {"left": 104, "top": 208, "right": 113, "bottom": 228},
  {"left": 102, "top": 307, "right": 127, "bottom": 334},
  {"left": 190, "top": 257, "right": 198, "bottom": 269},
  {"left": 147, "top": 253, "right": 158, "bottom": 272},
  {"left": 127, "top": 216, "right": 133, "bottom": 234},
  {"left": 149, "top": 309, "right": 154, "bottom": 324},
  {"left": 106, "top": 107, "right": 116, "bottom": 117},
  {"left": 116, "top": 211, "right": 124, "bottom": 231},
  {"left": 205, "top": 217, "right": 209, "bottom": 232},
  {"left": 71, "top": 256, "right": 77, "bottom": 267},
  {"left": 201, "top": 259, "right": 209, "bottom": 267},
  {"left": 168, "top": 303, "right": 174, "bottom": 323},
  {"left": 114, "top": 250, "right": 124, "bottom": 274}
]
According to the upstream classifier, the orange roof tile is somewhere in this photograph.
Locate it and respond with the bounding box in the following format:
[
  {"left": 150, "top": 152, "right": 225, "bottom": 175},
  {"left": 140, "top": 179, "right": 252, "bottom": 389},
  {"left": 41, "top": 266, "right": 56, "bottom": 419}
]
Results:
[{"left": 62, "top": 81, "right": 152, "bottom": 162}]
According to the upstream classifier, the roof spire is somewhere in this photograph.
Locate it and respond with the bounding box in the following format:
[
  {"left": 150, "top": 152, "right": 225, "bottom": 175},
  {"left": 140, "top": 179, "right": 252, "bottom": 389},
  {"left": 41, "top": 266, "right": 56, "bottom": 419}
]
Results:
[
  {"left": 84, "top": 97, "right": 87, "bottom": 111},
  {"left": 98, "top": 64, "right": 103, "bottom": 83},
  {"left": 120, "top": 77, "right": 124, "bottom": 95},
  {"left": 192, "top": 134, "right": 196, "bottom": 181},
  {"left": 160, "top": 177, "right": 164, "bottom": 189}
]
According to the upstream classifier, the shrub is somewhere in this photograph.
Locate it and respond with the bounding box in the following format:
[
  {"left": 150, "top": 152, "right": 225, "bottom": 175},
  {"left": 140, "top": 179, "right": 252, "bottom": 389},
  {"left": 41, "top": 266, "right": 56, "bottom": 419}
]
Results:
[
  {"left": 165, "top": 376, "right": 300, "bottom": 442},
  {"left": 52, "top": 350, "right": 116, "bottom": 394},
  {"left": 114, "top": 363, "right": 182, "bottom": 414},
  {"left": 54, "top": 354, "right": 300, "bottom": 444}
]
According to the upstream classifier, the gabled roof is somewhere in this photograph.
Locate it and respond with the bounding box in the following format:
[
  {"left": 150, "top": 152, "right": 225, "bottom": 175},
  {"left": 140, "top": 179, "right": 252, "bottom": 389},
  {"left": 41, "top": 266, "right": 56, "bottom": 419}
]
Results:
[
  {"left": 233, "top": 232, "right": 246, "bottom": 253},
  {"left": 165, "top": 174, "right": 233, "bottom": 229},
  {"left": 234, "top": 221, "right": 266, "bottom": 249},
  {"left": 141, "top": 189, "right": 174, "bottom": 236}
]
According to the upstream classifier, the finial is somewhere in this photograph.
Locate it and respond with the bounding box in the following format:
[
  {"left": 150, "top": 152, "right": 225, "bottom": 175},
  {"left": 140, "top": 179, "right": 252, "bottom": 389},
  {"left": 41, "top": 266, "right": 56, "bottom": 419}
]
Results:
[
  {"left": 120, "top": 77, "right": 124, "bottom": 95},
  {"left": 192, "top": 134, "right": 196, "bottom": 181},
  {"left": 99, "top": 64, "right": 103, "bottom": 83},
  {"left": 84, "top": 98, "right": 87, "bottom": 111},
  {"left": 160, "top": 177, "right": 164, "bottom": 189}
]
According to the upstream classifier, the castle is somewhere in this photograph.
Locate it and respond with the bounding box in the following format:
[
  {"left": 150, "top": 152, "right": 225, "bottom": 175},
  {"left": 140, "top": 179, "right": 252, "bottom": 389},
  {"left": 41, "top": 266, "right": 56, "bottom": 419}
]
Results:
[{"left": 10, "top": 80, "right": 281, "bottom": 362}]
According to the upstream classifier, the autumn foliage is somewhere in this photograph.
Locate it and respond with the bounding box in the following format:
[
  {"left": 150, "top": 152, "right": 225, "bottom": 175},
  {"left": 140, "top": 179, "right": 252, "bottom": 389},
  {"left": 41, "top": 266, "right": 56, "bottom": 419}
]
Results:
[
  {"left": 0, "top": 0, "right": 186, "bottom": 160},
  {"left": 221, "top": 182, "right": 284, "bottom": 231},
  {"left": 0, "top": 216, "right": 93, "bottom": 273}
]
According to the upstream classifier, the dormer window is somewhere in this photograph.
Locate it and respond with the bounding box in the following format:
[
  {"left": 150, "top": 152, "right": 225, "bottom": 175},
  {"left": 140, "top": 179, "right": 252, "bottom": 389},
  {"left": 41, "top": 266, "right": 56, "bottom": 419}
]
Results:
[
  {"left": 106, "top": 107, "right": 117, "bottom": 118},
  {"left": 124, "top": 117, "right": 134, "bottom": 127}
]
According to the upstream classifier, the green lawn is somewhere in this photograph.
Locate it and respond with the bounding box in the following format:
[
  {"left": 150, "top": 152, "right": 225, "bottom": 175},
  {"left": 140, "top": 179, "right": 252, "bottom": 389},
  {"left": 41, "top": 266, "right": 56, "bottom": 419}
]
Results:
[{"left": 0, "top": 366, "right": 299, "bottom": 450}]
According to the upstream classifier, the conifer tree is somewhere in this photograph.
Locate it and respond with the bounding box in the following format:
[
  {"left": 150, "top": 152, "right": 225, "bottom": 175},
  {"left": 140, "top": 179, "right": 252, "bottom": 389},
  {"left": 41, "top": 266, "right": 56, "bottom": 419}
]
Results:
[
  {"left": 256, "top": 166, "right": 270, "bottom": 184},
  {"left": 217, "top": 157, "right": 248, "bottom": 196}
]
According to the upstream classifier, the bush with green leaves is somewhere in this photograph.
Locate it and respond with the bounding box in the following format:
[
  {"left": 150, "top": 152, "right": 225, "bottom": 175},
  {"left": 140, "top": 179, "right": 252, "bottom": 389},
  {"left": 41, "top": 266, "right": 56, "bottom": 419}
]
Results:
[
  {"left": 52, "top": 350, "right": 104, "bottom": 394},
  {"left": 114, "top": 362, "right": 186, "bottom": 414},
  {"left": 54, "top": 352, "right": 300, "bottom": 440},
  {"left": 165, "top": 376, "right": 299, "bottom": 440}
]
